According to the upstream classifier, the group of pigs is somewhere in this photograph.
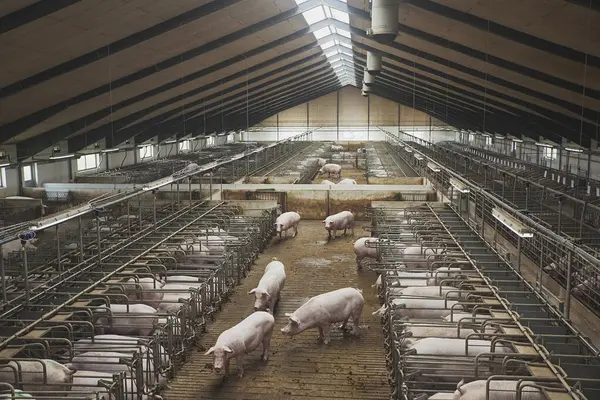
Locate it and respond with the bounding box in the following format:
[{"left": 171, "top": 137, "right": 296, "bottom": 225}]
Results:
[
  {"left": 204, "top": 211, "right": 365, "bottom": 378},
  {"left": 0, "top": 231, "right": 241, "bottom": 400},
  {"left": 358, "top": 216, "right": 545, "bottom": 399}
]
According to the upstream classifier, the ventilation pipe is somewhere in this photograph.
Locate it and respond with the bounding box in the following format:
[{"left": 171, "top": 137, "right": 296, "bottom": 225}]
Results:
[
  {"left": 367, "top": 0, "right": 399, "bottom": 44},
  {"left": 361, "top": 90, "right": 369, "bottom": 97},
  {"left": 366, "top": 51, "right": 382, "bottom": 75},
  {"left": 362, "top": 82, "right": 371, "bottom": 94},
  {"left": 363, "top": 69, "right": 375, "bottom": 86}
]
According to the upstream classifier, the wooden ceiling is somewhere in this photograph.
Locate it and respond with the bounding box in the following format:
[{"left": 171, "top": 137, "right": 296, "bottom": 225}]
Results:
[{"left": 0, "top": 0, "right": 598, "bottom": 159}]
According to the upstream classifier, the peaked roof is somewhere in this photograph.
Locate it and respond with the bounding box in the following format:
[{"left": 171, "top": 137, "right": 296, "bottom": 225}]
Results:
[{"left": 0, "top": 0, "right": 598, "bottom": 160}]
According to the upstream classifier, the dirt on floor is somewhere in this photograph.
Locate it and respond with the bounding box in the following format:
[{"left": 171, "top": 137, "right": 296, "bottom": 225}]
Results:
[{"left": 163, "top": 221, "right": 389, "bottom": 400}]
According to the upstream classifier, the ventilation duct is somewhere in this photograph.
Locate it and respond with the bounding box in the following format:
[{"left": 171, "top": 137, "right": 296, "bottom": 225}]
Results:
[
  {"left": 361, "top": 90, "right": 369, "bottom": 97},
  {"left": 362, "top": 83, "right": 371, "bottom": 93},
  {"left": 367, "top": 0, "right": 399, "bottom": 44},
  {"left": 366, "top": 51, "right": 382, "bottom": 75},
  {"left": 363, "top": 69, "right": 375, "bottom": 86}
]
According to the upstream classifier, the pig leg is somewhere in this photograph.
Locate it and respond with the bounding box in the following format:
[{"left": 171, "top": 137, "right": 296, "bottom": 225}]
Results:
[
  {"left": 351, "top": 305, "right": 363, "bottom": 336},
  {"left": 269, "top": 296, "right": 278, "bottom": 314},
  {"left": 356, "top": 255, "right": 363, "bottom": 269},
  {"left": 340, "top": 317, "right": 350, "bottom": 330},
  {"left": 332, "top": 229, "right": 337, "bottom": 239},
  {"left": 236, "top": 355, "right": 245, "bottom": 378},
  {"left": 321, "top": 324, "right": 332, "bottom": 344},
  {"left": 293, "top": 223, "right": 298, "bottom": 237},
  {"left": 343, "top": 228, "right": 347, "bottom": 236},
  {"left": 261, "top": 329, "right": 273, "bottom": 361}
]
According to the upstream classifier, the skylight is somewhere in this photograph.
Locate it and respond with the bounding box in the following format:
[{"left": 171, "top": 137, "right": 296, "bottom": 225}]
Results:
[{"left": 295, "top": 1, "right": 353, "bottom": 85}]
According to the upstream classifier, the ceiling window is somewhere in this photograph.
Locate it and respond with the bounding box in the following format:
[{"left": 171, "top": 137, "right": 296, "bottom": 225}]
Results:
[
  {"left": 77, "top": 154, "right": 100, "bottom": 171},
  {"left": 296, "top": 2, "right": 354, "bottom": 86}
]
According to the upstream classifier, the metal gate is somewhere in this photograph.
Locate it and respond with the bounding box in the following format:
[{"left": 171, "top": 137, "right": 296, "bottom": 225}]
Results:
[{"left": 246, "top": 191, "right": 287, "bottom": 212}]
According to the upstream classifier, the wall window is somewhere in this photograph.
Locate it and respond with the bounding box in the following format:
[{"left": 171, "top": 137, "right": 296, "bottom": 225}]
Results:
[
  {"left": 139, "top": 145, "right": 154, "bottom": 159},
  {"left": 77, "top": 154, "right": 99, "bottom": 171},
  {"left": 179, "top": 140, "right": 190, "bottom": 152},
  {"left": 207, "top": 136, "right": 215, "bottom": 147},
  {"left": 511, "top": 141, "right": 517, "bottom": 152},
  {"left": 544, "top": 147, "right": 558, "bottom": 160},
  {"left": 0, "top": 167, "right": 6, "bottom": 188},
  {"left": 485, "top": 136, "right": 492, "bottom": 146},
  {"left": 23, "top": 164, "right": 36, "bottom": 182}
]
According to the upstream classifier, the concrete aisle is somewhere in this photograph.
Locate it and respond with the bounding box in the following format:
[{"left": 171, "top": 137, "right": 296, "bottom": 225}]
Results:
[{"left": 163, "top": 221, "right": 389, "bottom": 400}]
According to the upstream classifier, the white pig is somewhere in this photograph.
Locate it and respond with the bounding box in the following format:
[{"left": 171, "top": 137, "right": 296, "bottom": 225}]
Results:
[
  {"left": 72, "top": 334, "right": 170, "bottom": 367},
  {"left": 69, "top": 370, "right": 152, "bottom": 400},
  {"left": 337, "top": 178, "right": 357, "bottom": 185},
  {"left": 205, "top": 311, "right": 275, "bottom": 378},
  {"left": 452, "top": 379, "right": 544, "bottom": 400},
  {"left": 165, "top": 275, "right": 202, "bottom": 287},
  {"left": 323, "top": 211, "right": 355, "bottom": 239},
  {"left": 372, "top": 298, "right": 464, "bottom": 319},
  {"left": 123, "top": 277, "right": 165, "bottom": 308},
  {"left": 274, "top": 211, "right": 301, "bottom": 238},
  {"left": 331, "top": 145, "right": 344, "bottom": 151},
  {"left": 402, "top": 246, "right": 446, "bottom": 269},
  {"left": 402, "top": 324, "right": 500, "bottom": 339},
  {"left": 353, "top": 237, "right": 386, "bottom": 267},
  {"left": 157, "top": 283, "right": 195, "bottom": 313},
  {"left": 248, "top": 258, "right": 286, "bottom": 312},
  {"left": 404, "top": 337, "right": 512, "bottom": 356},
  {"left": 0, "top": 359, "right": 76, "bottom": 394},
  {"left": 94, "top": 304, "right": 157, "bottom": 336},
  {"left": 321, "top": 180, "right": 336, "bottom": 185},
  {"left": 281, "top": 287, "right": 364, "bottom": 344},
  {"left": 390, "top": 285, "right": 457, "bottom": 297},
  {"left": 319, "top": 163, "right": 342, "bottom": 178},
  {"left": 443, "top": 312, "right": 484, "bottom": 322},
  {"left": 317, "top": 158, "right": 327, "bottom": 166}
]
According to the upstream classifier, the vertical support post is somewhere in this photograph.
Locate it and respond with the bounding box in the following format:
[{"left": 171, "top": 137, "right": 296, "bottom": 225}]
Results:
[
  {"left": 189, "top": 177, "right": 192, "bottom": 207},
  {"left": 538, "top": 240, "right": 545, "bottom": 290},
  {"left": 276, "top": 113, "right": 280, "bottom": 141},
  {"left": 95, "top": 212, "right": 102, "bottom": 267},
  {"left": 557, "top": 200, "right": 562, "bottom": 234},
  {"left": 306, "top": 102, "right": 309, "bottom": 132},
  {"left": 336, "top": 90, "right": 340, "bottom": 142},
  {"left": 397, "top": 103, "right": 401, "bottom": 135},
  {"left": 480, "top": 194, "right": 485, "bottom": 237},
  {"left": 56, "top": 225, "right": 62, "bottom": 274},
  {"left": 516, "top": 236, "right": 522, "bottom": 273},
  {"left": 152, "top": 190, "right": 157, "bottom": 232},
  {"left": 78, "top": 216, "right": 84, "bottom": 263},
  {"left": 367, "top": 94, "right": 371, "bottom": 141},
  {"left": 565, "top": 250, "right": 573, "bottom": 319},
  {"left": 17, "top": 163, "right": 24, "bottom": 196},
  {"left": 22, "top": 242, "right": 30, "bottom": 306},
  {"left": 126, "top": 200, "right": 131, "bottom": 237},
  {"left": 0, "top": 245, "right": 6, "bottom": 304}
]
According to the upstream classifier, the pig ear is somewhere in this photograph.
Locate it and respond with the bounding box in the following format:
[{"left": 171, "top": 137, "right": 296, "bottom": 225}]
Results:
[
  {"left": 247, "top": 288, "right": 256, "bottom": 295},
  {"left": 263, "top": 291, "right": 270, "bottom": 299},
  {"left": 223, "top": 346, "right": 233, "bottom": 353},
  {"left": 285, "top": 314, "right": 299, "bottom": 324},
  {"left": 204, "top": 347, "right": 215, "bottom": 355},
  {"left": 321, "top": 220, "right": 326, "bottom": 223}
]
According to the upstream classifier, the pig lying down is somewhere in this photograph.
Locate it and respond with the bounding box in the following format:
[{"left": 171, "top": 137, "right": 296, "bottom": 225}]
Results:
[
  {"left": 321, "top": 179, "right": 336, "bottom": 185},
  {"left": 205, "top": 311, "right": 275, "bottom": 378},
  {"left": 452, "top": 379, "right": 544, "bottom": 400},
  {"left": 337, "top": 178, "right": 357, "bottom": 185},
  {"left": 274, "top": 211, "right": 301, "bottom": 238},
  {"left": 319, "top": 163, "right": 342, "bottom": 178},
  {"left": 323, "top": 211, "right": 355, "bottom": 240},
  {"left": 249, "top": 257, "right": 286, "bottom": 312},
  {"left": 281, "top": 287, "right": 364, "bottom": 344}
]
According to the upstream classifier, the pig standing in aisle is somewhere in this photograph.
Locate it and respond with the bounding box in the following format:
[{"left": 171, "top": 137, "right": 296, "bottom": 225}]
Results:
[
  {"left": 319, "top": 163, "right": 342, "bottom": 178},
  {"left": 205, "top": 311, "right": 275, "bottom": 378},
  {"left": 323, "top": 211, "right": 355, "bottom": 240},
  {"left": 317, "top": 158, "right": 328, "bottom": 167},
  {"left": 274, "top": 211, "right": 301, "bottom": 239},
  {"left": 248, "top": 257, "right": 286, "bottom": 312},
  {"left": 281, "top": 287, "right": 364, "bottom": 344}
]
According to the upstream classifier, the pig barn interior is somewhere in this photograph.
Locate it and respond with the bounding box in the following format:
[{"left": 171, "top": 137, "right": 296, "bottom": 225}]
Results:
[{"left": 0, "top": 1, "right": 600, "bottom": 400}]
